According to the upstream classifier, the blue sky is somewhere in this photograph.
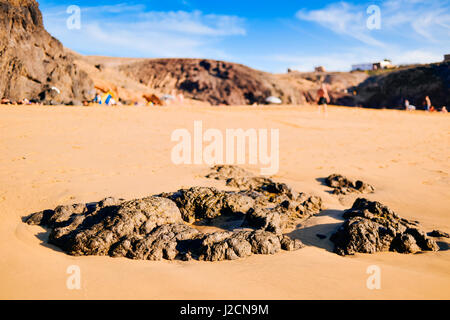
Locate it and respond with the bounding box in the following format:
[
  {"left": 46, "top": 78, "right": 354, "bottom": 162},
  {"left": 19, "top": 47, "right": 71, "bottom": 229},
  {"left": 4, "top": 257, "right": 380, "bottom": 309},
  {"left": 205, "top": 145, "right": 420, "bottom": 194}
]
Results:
[{"left": 38, "top": 0, "right": 450, "bottom": 72}]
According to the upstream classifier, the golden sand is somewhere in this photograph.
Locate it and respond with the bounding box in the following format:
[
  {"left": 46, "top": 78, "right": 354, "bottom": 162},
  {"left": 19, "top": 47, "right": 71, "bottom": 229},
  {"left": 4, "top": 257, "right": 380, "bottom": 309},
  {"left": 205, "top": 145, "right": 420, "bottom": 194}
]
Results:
[{"left": 0, "top": 104, "right": 448, "bottom": 299}]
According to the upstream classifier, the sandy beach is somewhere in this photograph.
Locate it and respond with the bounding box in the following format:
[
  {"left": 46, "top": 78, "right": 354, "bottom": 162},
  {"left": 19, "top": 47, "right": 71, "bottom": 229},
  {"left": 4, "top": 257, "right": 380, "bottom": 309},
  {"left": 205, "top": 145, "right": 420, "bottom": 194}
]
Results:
[{"left": 0, "top": 104, "right": 449, "bottom": 299}]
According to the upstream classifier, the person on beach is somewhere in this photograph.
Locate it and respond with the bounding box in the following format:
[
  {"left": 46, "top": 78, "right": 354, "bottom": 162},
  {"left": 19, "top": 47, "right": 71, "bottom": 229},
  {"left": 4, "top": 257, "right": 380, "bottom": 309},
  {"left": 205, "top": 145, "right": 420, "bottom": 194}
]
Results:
[
  {"left": 404, "top": 99, "right": 416, "bottom": 111},
  {"left": 317, "top": 83, "right": 330, "bottom": 114},
  {"left": 424, "top": 96, "right": 432, "bottom": 111}
]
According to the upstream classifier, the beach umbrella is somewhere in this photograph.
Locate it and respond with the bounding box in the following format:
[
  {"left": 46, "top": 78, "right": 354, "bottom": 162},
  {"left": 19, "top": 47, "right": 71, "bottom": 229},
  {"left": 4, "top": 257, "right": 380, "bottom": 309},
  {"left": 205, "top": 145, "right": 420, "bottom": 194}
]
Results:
[{"left": 265, "top": 96, "right": 282, "bottom": 104}]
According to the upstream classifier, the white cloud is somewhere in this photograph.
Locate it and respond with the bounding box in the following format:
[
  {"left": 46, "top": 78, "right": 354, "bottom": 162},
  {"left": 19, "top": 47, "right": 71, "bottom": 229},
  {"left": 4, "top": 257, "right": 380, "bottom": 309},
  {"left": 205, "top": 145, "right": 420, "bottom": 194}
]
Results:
[
  {"left": 391, "top": 50, "right": 443, "bottom": 65},
  {"left": 296, "top": 0, "right": 450, "bottom": 45},
  {"left": 137, "top": 11, "right": 246, "bottom": 36},
  {"left": 271, "top": 52, "right": 360, "bottom": 72},
  {"left": 41, "top": 4, "right": 246, "bottom": 59},
  {"left": 296, "top": 2, "right": 385, "bottom": 47},
  {"left": 290, "top": 0, "right": 449, "bottom": 71},
  {"left": 84, "top": 3, "right": 147, "bottom": 14},
  {"left": 382, "top": 0, "right": 450, "bottom": 42}
]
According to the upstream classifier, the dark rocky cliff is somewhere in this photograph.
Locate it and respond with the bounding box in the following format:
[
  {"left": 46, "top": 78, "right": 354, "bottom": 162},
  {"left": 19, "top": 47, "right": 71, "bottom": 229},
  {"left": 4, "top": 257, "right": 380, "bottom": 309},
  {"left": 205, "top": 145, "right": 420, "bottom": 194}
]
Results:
[{"left": 353, "top": 62, "right": 450, "bottom": 109}]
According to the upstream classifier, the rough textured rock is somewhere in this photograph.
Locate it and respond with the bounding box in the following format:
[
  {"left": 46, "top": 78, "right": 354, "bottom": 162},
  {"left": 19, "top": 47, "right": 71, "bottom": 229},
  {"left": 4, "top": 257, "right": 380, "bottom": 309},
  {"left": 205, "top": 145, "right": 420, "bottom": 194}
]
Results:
[
  {"left": 325, "top": 174, "right": 375, "bottom": 195},
  {"left": 206, "top": 165, "right": 323, "bottom": 232},
  {"left": 428, "top": 230, "right": 450, "bottom": 239},
  {"left": 0, "top": 0, "right": 94, "bottom": 104},
  {"left": 25, "top": 166, "right": 314, "bottom": 262},
  {"left": 111, "top": 223, "right": 201, "bottom": 261},
  {"left": 242, "top": 192, "right": 323, "bottom": 234},
  {"left": 280, "top": 235, "right": 305, "bottom": 251},
  {"left": 161, "top": 187, "right": 255, "bottom": 223},
  {"left": 43, "top": 196, "right": 182, "bottom": 256},
  {"left": 331, "top": 198, "right": 439, "bottom": 255},
  {"left": 198, "top": 230, "right": 287, "bottom": 261},
  {"left": 206, "top": 165, "right": 272, "bottom": 190}
]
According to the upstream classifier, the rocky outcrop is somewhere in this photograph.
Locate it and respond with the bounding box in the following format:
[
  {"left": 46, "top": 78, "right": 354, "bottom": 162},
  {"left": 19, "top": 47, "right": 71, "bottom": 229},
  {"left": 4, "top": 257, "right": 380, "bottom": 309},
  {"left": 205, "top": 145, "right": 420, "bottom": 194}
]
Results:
[
  {"left": 325, "top": 174, "right": 375, "bottom": 195},
  {"left": 206, "top": 165, "right": 273, "bottom": 190},
  {"left": 0, "top": 0, "right": 94, "bottom": 104},
  {"left": 118, "top": 58, "right": 310, "bottom": 106},
  {"left": 351, "top": 62, "right": 450, "bottom": 109},
  {"left": 428, "top": 230, "right": 450, "bottom": 238},
  {"left": 25, "top": 195, "right": 305, "bottom": 261},
  {"left": 160, "top": 187, "right": 255, "bottom": 223},
  {"left": 25, "top": 166, "right": 323, "bottom": 262},
  {"left": 205, "top": 166, "right": 323, "bottom": 232},
  {"left": 331, "top": 198, "right": 439, "bottom": 255}
]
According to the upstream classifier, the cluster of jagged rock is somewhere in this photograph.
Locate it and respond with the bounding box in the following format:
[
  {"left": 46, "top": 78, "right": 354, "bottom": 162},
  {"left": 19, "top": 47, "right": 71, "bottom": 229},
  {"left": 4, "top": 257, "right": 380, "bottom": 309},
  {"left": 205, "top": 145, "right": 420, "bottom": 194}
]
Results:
[
  {"left": 26, "top": 166, "right": 322, "bottom": 262},
  {"left": 324, "top": 174, "right": 440, "bottom": 255},
  {"left": 325, "top": 174, "right": 375, "bottom": 195},
  {"left": 25, "top": 166, "right": 444, "bottom": 261},
  {"left": 331, "top": 198, "right": 440, "bottom": 255}
]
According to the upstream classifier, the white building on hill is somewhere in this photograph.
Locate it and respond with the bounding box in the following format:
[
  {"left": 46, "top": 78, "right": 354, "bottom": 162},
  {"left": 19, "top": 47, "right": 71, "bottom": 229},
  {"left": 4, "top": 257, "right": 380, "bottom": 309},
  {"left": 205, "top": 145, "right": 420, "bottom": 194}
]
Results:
[{"left": 352, "top": 59, "right": 394, "bottom": 71}]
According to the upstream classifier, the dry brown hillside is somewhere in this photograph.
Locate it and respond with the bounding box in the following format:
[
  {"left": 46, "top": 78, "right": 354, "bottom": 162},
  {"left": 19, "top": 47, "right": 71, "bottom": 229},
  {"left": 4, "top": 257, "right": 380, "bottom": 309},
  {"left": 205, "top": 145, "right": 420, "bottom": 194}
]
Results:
[
  {"left": 118, "top": 58, "right": 307, "bottom": 105},
  {"left": 114, "top": 58, "right": 368, "bottom": 106}
]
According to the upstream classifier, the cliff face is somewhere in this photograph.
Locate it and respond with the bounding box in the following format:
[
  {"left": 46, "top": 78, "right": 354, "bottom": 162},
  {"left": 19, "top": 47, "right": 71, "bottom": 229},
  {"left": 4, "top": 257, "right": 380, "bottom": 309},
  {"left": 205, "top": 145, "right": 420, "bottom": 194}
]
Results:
[
  {"left": 0, "top": 0, "right": 94, "bottom": 104},
  {"left": 119, "top": 58, "right": 310, "bottom": 105},
  {"left": 353, "top": 62, "right": 450, "bottom": 109}
]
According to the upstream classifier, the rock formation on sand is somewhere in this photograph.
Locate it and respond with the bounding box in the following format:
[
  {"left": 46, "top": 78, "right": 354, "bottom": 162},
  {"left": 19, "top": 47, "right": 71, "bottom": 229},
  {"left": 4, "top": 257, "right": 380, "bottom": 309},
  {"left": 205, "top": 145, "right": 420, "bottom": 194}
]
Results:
[
  {"left": 325, "top": 174, "right": 375, "bottom": 195},
  {"left": 428, "top": 230, "right": 450, "bottom": 238},
  {"left": 205, "top": 165, "right": 323, "bottom": 232},
  {"left": 0, "top": 0, "right": 94, "bottom": 104},
  {"left": 25, "top": 166, "right": 322, "bottom": 262},
  {"left": 331, "top": 198, "right": 439, "bottom": 256},
  {"left": 25, "top": 166, "right": 443, "bottom": 260}
]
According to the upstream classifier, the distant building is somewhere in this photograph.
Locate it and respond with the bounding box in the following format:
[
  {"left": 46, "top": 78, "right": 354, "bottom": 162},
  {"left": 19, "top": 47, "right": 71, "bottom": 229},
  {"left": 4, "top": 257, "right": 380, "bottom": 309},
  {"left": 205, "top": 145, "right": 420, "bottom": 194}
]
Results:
[
  {"left": 352, "top": 59, "right": 395, "bottom": 71},
  {"left": 374, "top": 59, "right": 394, "bottom": 70},
  {"left": 315, "top": 66, "right": 326, "bottom": 72},
  {"left": 444, "top": 54, "right": 450, "bottom": 62}
]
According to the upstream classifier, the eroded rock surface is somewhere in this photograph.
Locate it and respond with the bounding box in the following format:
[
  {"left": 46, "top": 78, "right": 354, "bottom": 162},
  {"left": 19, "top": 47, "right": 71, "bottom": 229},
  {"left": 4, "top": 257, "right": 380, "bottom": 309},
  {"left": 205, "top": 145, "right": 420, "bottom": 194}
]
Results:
[
  {"left": 325, "top": 174, "right": 375, "bottom": 195},
  {"left": 205, "top": 166, "right": 323, "bottom": 232},
  {"left": 0, "top": 0, "right": 94, "bottom": 104},
  {"left": 428, "top": 230, "right": 450, "bottom": 239},
  {"left": 160, "top": 187, "right": 255, "bottom": 223},
  {"left": 331, "top": 198, "right": 439, "bottom": 255},
  {"left": 206, "top": 165, "right": 271, "bottom": 190},
  {"left": 25, "top": 166, "right": 322, "bottom": 262}
]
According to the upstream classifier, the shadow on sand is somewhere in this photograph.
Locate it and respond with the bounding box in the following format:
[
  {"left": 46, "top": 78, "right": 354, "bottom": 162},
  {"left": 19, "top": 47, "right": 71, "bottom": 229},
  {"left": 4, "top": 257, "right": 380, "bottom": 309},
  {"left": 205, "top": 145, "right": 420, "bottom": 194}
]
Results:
[
  {"left": 21, "top": 215, "right": 64, "bottom": 253},
  {"left": 436, "top": 241, "right": 450, "bottom": 251},
  {"left": 286, "top": 209, "right": 345, "bottom": 253},
  {"left": 315, "top": 177, "right": 335, "bottom": 194},
  {"left": 35, "top": 228, "right": 65, "bottom": 253}
]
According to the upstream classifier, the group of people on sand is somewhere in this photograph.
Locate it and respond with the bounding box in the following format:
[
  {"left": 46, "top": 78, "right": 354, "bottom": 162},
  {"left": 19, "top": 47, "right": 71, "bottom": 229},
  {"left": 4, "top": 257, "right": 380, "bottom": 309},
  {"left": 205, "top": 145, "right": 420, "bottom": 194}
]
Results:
[
  {"left": 316, "top": 83, "right": 448, "bottom": 114},
  {"left": 404, "top": 96, "right": 448, "bottom": 113},
  {"left": 1, "top": 98, "right": 43, "bottom": 106}
]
